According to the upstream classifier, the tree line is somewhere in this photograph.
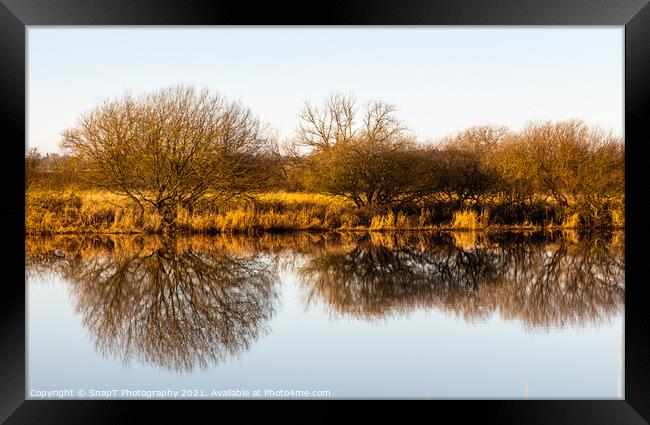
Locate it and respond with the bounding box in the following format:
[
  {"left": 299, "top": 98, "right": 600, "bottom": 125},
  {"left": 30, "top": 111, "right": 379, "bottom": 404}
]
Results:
[{"left": 26, "top": 85, "right": 624, "bottom": 229}]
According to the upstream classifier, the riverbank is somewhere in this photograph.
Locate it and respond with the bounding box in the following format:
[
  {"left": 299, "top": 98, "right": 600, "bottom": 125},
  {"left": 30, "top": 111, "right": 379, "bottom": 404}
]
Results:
[{"left": 25, "top": 189, "right": 624, "bottom": 235}]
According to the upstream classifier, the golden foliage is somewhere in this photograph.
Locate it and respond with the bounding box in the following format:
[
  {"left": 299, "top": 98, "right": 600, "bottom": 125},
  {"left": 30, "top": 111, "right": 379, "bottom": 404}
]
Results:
[{"left": 26, "top": 189, "right": 624, "bottom": 235}]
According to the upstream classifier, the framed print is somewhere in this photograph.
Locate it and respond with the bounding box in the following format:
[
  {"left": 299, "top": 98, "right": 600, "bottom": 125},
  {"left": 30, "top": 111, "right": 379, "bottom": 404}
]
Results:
[{"left": 2, "top": 0, "right": 649, "bottom": 423}]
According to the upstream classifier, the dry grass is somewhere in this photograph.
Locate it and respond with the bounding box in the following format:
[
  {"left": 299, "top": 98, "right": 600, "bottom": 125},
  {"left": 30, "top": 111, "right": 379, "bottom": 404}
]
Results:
[
  {"left": 369, "top": 211, "right": 419, "bottom": 230},
  {"left": 450, "top": 210, "right": 490, "bottom": 230},
  {"left": 611, "top": 208, "right": 625, "bottom": 228},
  {"left": 26, "top": 189, "right": 358, "bottom": 235},
  {"left": 26, "top": 189, "right": 624, "bottom": 235},
  {"left": 26, "top": 189, "right": 140, "bottom": 235},
  {"left": 562, "top": 212, "right": 581, "bottom": 229}
]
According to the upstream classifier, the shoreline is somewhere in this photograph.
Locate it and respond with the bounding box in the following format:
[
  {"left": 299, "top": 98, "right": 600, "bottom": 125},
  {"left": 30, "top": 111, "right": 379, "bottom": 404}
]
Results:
[
  {"left": 25, "top": 225, "right": 625, "bottom": 237},
  {"left": 26, "top": 189, "right": 625, "bottom": 236}
]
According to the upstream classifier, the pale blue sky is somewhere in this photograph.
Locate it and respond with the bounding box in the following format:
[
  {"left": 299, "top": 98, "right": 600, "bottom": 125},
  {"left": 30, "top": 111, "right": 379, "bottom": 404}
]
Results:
[{"left": 27, "top": 27, "right": 623, "bottom": 154}]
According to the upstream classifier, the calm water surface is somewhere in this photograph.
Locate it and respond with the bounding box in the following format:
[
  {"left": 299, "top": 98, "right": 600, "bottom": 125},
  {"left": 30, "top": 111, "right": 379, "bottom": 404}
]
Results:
[{"left": 26, "top": 231, "right": 624, "bottom": 399}]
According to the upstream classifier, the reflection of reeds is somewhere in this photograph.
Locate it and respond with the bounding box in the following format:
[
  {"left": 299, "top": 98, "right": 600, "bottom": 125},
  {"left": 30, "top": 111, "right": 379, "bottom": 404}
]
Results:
[
  {"left": 299, "top": 230, "right": 624, "bottom": 329},
  {"left": 26, "top": 230, "right": 624, "bottom": 262},
  {"left": 561, "top": 228, "right": 580, "bottom": 244},
  {"left": 27, "top": 230, "right": 625, "bottom": 336},
  {"left": 450, "top": 231, "right": 478, "bottom": 250}
]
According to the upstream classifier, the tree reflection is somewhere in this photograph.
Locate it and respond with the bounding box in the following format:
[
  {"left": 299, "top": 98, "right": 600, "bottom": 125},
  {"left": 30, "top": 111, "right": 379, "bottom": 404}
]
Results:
[
  {"left": 300, "top": 232, "right": 624, "bottom": 329},
  {"left": 26, "top": 230, "right": 625, "bottom": 368},
  {"left": 27, "top": 236, "right": 278, "bottom": 372}
]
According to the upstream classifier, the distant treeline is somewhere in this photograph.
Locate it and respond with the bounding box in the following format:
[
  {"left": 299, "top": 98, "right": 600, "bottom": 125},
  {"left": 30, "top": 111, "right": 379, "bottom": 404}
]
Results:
[{"left": 26, "top": 86, "right": 624, "bottom": 232}]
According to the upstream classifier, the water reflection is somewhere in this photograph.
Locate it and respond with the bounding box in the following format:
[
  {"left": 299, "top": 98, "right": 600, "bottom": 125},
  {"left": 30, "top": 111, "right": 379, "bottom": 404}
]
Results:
[
  {"left": 26, "top": 230, "right": 624, "bottom": 372},
  {"left": 26, "top": 236, "right": 279, "bottom": 372},
  {"left": 300, "top": 232, "right": 624, "bottom": 328}
]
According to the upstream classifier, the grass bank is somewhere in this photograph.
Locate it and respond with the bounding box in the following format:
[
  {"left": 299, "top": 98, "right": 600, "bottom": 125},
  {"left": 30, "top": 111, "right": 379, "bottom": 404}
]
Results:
[{"left": 25, "top": 189, "right": 624, "bottom": 235}]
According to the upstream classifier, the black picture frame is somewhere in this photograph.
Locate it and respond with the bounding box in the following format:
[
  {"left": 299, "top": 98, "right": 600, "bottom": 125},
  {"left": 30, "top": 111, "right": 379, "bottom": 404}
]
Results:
[{"left": 2, "top": 0, "right": 649, "bottom": 423}]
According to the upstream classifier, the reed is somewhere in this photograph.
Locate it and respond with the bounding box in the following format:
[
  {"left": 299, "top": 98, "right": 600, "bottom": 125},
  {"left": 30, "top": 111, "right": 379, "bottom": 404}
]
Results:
[
  {"left": 25, "top": 189, "right": 624, "bottom": 235},
  {"left": 450, "top": 210, "right": 489, "bottom": 230}
]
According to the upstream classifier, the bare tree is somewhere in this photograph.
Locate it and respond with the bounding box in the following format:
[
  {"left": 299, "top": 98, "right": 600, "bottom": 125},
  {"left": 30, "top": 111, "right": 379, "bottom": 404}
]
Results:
[
  {"left": 515, "top": 120, "right": 624, "bottom": 224},
  {"left": 60, "top": 85, "right": 277, "bottom": 227},
  {"left": 435, "top": 125, "right": 508, "bottom": 207},
  {"left": 299, "top": 94, "right": 418, "bottom": 209},
  {"left": 296, "top": 92, "right": 357, "bottom": 151}
]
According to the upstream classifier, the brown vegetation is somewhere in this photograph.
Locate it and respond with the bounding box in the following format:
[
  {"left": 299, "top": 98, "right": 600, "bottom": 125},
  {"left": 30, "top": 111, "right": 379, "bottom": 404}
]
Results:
[
  {"left": 26, "top": 230, "right": 624, "bottom": 354},
  {"left": 59, "top": 85, "right": 277, "bottom": 228},
  {"left": 26, "top": 88, "right": 624, "bottom": 234}
]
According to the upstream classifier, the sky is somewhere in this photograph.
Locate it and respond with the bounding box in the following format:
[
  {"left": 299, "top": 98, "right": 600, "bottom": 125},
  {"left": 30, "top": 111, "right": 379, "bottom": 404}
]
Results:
[{"left": 27, "top": 27, "right": 623, "bottom": 154}]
